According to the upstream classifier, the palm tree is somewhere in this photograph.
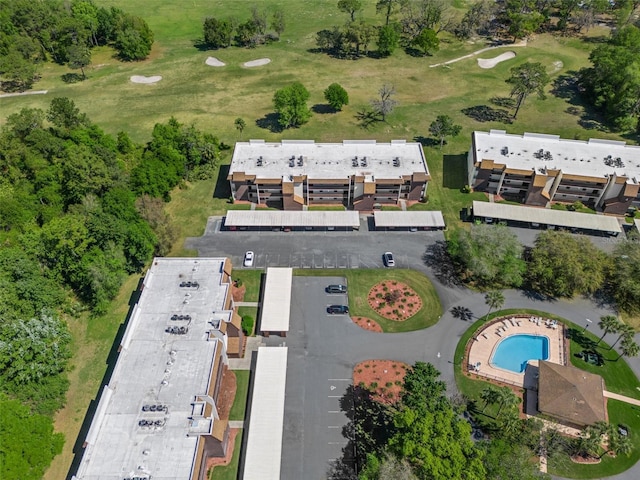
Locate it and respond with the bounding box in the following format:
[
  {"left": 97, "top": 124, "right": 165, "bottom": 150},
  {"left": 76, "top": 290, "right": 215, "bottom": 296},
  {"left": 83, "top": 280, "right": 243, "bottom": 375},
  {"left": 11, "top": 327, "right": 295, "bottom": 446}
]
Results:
[
  {"left": 484, "top": 290, "right": 505, "bottom": 321},
  {"left": 596, "top": 315, "right": 619, "bottom": 346},
  {"left": 610, "top": 324, "right": 635, "bottom": 350},
  {"left": 608, "top": 431, "right": 633, "bottom": 458},
  {"left": 480, "top": 385, "right": 501, "bottom": 413},
  {"left": 617, "top": 336, "right": 640, "bottom": 362},
  {"left": 496, "top": 387, "right": 518, "bottom": 417}
]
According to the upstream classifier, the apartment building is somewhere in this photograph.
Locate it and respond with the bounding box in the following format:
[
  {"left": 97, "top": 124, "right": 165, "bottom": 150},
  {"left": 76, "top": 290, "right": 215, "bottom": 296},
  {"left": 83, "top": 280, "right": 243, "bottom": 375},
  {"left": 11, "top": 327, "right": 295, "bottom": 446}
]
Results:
[
  {"left": 468, "top": 130, "right": 640, "bottom": 215},
  {"left": 73, "top": 257, "right": 243, "bottom": 480},
  {"left": 228, "top": 139, "right": 430, "bottom": 211}
]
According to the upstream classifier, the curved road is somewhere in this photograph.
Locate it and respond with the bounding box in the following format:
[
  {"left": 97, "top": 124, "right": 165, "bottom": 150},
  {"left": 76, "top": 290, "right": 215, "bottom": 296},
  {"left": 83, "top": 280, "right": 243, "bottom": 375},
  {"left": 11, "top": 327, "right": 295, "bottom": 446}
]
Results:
[{"left": 186, "top": 219, "right": 640, "bottom": 480}]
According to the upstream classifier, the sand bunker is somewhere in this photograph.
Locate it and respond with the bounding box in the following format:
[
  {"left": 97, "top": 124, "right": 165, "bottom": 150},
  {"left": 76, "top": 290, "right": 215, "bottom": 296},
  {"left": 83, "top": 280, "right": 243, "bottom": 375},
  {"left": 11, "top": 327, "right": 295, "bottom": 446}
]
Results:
[
  {"left": 130, "top": 75, "right": 162, "bottom": 84},
  {"left": 243, "top": 58, "right": 271, "bottom": 67},
  {"left": 477, "top": 51, "right": 516, "bottom": 69},
  {"left": 206, "top": 57, "right": 226, "bottom": 67}
]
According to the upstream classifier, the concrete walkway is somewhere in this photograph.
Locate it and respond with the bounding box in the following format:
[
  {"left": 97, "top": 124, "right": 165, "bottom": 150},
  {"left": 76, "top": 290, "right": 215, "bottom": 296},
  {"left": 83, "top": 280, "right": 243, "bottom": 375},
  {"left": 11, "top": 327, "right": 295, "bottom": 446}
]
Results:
[
  {"left": 429, "top": 40, "right": 527, "bottom": 68},
  {"left": 228, "top": 420, "right": 244, "bottom": 428},
  {"left": 228, "top": 336, "right": 264, "bottom": 370},
  {"left": 235, "top": 301, "right": 259, "bottom": 307},
  {"left": 604, "top": 391, "right": 640, "bottom": 407}
]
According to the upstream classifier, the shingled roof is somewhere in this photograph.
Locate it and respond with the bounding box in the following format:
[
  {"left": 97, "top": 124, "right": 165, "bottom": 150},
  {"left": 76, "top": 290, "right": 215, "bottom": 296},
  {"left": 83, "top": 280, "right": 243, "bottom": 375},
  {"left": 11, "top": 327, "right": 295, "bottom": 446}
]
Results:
[{"left": 538, "top": 361, "right": 607, "bottom": 427}]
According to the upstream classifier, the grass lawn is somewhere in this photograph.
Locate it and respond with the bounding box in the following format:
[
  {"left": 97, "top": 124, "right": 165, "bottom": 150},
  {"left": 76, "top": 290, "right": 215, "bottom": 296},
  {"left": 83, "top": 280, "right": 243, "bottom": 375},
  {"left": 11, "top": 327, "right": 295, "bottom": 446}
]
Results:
[
  {"left": 454, "top": 309, "right": 640, "bottom": 479},
  {"left": 232, "top": 270, "right": 263, "bottom": 303},
  {"left": 308, "top": 205, "right": 346, "bottom": 211},
  {"left": 548, "top": 399, "right": 640, "bottom": 478},
  {"left": 294, "top": 269, "right": 442, "bottom": 332},
  {"left": 209, "top": 429, "right": 243, "bottom": 480},
  {"left": 229, "top": 370, "right": 250, "bottom": 422}
]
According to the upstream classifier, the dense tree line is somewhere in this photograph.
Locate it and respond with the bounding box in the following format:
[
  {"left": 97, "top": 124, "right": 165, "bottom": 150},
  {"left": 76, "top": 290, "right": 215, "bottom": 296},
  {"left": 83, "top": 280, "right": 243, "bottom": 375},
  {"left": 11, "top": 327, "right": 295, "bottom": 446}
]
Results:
[
  {"left": 447, "top": 225, "right": 640, "bottom": 314},
  {"left": 0, "top": 0, "right": 154, "bottom": 91},
  {"left": 202, "top": 5, "right": 285, "bottom": 49},
  {"left": 0, "top": 98, "right": 221, "bottom": 478},
  {"left": 337, "top": 362, "right": 548, "bottom": 480},
  {"left": 579, "top": 24, "right": 640, "bottom": 133}
]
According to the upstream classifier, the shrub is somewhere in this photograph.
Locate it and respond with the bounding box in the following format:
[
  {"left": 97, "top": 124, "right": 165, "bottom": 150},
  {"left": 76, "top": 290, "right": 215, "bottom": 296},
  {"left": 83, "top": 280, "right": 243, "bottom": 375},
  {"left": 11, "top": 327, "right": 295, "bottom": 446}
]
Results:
[
  {"left": 370, "top": 382, "right": 378, "bottom": 389},
  {"left": 235, "top": 278, "right": 243, "bottom": 287},
  {"left": 376, "top": 293, "right": 383, "bottom": 299},
  {"left": 241, "top": 315, "right": 254, "bottom": 336},
  {"left": 385, "top": 382, "right": 393, "bottom": 387}
]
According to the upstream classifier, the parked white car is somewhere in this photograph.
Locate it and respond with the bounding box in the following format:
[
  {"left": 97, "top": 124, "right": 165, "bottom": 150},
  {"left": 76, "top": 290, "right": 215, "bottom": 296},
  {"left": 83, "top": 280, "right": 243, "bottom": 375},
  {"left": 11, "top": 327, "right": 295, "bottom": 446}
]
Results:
[{"left": 243, "top": 251, "right": 254, "bottom": 267}]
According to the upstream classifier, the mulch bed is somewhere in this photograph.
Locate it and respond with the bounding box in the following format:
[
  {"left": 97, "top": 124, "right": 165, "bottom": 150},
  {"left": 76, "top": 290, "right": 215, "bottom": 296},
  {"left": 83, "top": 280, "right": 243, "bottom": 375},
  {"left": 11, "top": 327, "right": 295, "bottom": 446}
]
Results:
[
  {"left": 206, "top": 428, "right": 240, "bottom": 473},
  {"left": 353, "top": 360, "right": 409, "bottom": 404},
  {"left": 352, "top": 316, "right": 383, "bottom": 333},
  {"left": 216, "top": 369, "right": 237, "bottom": 420},
  {"left": 367, "top": 281, "right": 422, "bottom": 321},
  {"left": 231, "top": 283, "right": 246, "bottom": 302}
]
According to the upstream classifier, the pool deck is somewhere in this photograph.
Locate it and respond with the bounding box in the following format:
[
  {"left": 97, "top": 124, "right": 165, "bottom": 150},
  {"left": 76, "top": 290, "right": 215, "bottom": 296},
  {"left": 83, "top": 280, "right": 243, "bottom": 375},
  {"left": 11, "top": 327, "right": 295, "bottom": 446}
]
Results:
[{"left": 467, "top": 315, "right": 566, "bottom": 388}]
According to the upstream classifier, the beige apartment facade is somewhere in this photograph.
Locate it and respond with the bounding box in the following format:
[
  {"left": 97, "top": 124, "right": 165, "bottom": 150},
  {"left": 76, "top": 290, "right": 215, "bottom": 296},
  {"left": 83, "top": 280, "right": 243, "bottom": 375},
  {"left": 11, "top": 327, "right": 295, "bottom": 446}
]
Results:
[
  {"left": 228, "top": 140, "right": 431, "bottom": 211},
  {"left": 468, "top": 130, "right": 640, "bottom": 215}
]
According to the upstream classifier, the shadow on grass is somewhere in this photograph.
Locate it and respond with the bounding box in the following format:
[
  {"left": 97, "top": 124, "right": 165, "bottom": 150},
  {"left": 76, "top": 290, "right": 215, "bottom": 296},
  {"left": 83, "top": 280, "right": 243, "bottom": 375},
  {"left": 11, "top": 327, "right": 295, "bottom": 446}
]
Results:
[
  {"left": 551, "top": 72, "right": 610, "bottom": 133},
  {"left": 442, "top": 154, "right": 468, "bottom": 189},
  {"left": 312, "top": 103, "right": 335, "bottom": 114},
  {"left": 403, "top": 46, "right": 430, "bottom": 58},
  {"left": 255, "top": 113, "right": 282, "bottom": 133},
  {"left": 462, "top": 105, "right": 513, "bottom": 124},
  {"left": 355, "top": 109, "right": 380, "bottom": 129},
  {"left": 62, "top": 73, "right": 84, "bottom": 83},
  {"left": 566, "top": 327, "right": 598, "bottom": 351},
  {"left": 490, "top": 96, "right": 516, "bottom": 109},
  {"left": 213, "top": 164, "right": 231, "bottom": 199},
  {"left": 413, "top": 135, "right": 439, "bottom": 148}
]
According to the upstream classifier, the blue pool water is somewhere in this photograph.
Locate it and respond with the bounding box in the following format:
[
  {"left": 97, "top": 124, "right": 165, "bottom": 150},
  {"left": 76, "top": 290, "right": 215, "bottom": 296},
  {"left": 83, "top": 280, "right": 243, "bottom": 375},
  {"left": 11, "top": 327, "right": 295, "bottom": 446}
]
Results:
[{"left": 491, "top": 334, "right": 549, "bottom": 373}]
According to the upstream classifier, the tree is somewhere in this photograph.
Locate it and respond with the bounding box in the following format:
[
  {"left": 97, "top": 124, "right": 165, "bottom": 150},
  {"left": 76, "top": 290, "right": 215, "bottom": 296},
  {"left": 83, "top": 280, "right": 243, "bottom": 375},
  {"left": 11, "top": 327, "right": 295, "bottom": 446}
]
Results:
[
  {"left": 0, "top": 51, "right": 39, "bottom": 92},
  {"left": 338, "top": 0, "right": 363, "bottom": 21},
  {"left": 114, "top": 15, "right": 154, "bottom": 61},
  {"left": 579, "top": 25, "right": 640, "bottom": 131},
  {"left": 370, "top": 84, "right": 398, "bottom": 121},
  {"left": 0, "top": 395, "right": 64, "bottom": 480},
  {"left": 234, "top": 117, "right": 246, "bottom": 136},
  {"left": 610, "top": 323, "right": 635, "bottom": 350},
  {"left": 597, "top": 315, "right": 620, "bottom": 345},
  {"left": 429, "top": 114, "right": 462, "bottom": 148},
  {"left": 482, "top": 440, "right": 549, "bottom": 480},
  {"left": 203, "top": 17, "right": 234, "bottom": 48},
  {"left": 324, "top": 83, "right": 350, "bottom": 111},
  {"left": 0, "top": 312, "right": 71, "bottom": 385},
  {"left": 480, "top": 385, "right": 502, "bottom": 412},
  {"left": 271, "top": 8, "right": 286, "bottom": 38},
  {"left": 484, "top": 290, "right": 505, "bottom": 321},
  {"left": 67, "top": 43, "right": 91, "bottom": 79},
  {"left": 609, "top": 239, "right": 640, "bottom": 314},
  {"left": 448, "top": 225, "right": 526, "bottom": 288},
  {"left": 413, "top": 28, "right": 440, "bottom": 55},
  {"left": 377, "top": 0, "right": 403, "bottom": 25},
  {"left": 617, "top": 336, "right": 640, "bottom": 361},
  {"left": 47, "top": 97, "right": 89, "bottom": 130},
  {"left": 505, "top": 62, "right": 550, "bottom": 119},
  {"left": 526, "top": 231, "right": 610, "bottom": 298},
  {"left": 273, "top": 82, "right": 312, "bottom": 129},
  {"left": 495, "top": 386, "right": 518, "bottom": 416},
  {"left": 378, "top": 24, "right": 400, "bottom": 56}
]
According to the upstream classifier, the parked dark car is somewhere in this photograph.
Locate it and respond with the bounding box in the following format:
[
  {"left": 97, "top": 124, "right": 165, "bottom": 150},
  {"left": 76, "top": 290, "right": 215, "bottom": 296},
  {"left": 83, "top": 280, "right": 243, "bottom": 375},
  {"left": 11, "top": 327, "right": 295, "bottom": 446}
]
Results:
[
  {"left": 326, "top": 284, "right": 347, "bottom": 294},
  {"left": 327, "top": 305, "right": 349, "bottom": 314}
]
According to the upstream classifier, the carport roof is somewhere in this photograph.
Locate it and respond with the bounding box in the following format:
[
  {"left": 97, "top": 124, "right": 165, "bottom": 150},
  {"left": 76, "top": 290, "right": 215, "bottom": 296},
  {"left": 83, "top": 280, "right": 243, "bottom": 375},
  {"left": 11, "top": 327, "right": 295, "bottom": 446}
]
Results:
[
  {"left": 224, "top": 210, "right": 360, "bottom": 228},
  {"left": 243, "top": 347, "right": 288, "bottom": 480},
  {"left": 635, "top": 219, "right": 640, "bottom": 235},
  {"left": 374, "top": 210, "right": 445, "bottom": 227},
  {"left": 261, "top": 268, "right": 292, "bottom": 332},
  {"left": 472, "top": 201, "right": 622, "bottom": 234}
]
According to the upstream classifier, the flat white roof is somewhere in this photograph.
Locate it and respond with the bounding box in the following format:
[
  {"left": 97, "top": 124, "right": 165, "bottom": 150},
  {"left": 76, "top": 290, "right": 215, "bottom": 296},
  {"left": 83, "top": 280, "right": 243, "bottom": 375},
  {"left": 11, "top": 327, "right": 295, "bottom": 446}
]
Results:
[
  {"left": 74, "top": 258, "right": 232, "bottom": 480},
  {"left": 472, "top": 201, "right": 622, "bottom": 233},
  {"left": 242, "top": 347, "right": 288, "bottom": 480},
  {"left": 374, "top": 210, "right": 445, "bottom": 227},
  {"left": 473, "top": 130, "right": 640, "bottom": 182},
  {"left": 225, "top": 210, "right": 360, "bottom": 227},
  {"left": 229, "top": 139, "right": 429, "bottom": 179},
  {"left": 260, "top": 268, "right": 292, "bottom": 332}
]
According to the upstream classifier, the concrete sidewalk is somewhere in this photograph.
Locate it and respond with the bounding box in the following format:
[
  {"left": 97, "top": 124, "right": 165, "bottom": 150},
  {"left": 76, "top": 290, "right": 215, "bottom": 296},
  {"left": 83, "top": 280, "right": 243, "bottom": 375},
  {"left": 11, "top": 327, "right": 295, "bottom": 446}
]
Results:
[{"left": 604, "top": 390, "right": 640, "bottom": 407}]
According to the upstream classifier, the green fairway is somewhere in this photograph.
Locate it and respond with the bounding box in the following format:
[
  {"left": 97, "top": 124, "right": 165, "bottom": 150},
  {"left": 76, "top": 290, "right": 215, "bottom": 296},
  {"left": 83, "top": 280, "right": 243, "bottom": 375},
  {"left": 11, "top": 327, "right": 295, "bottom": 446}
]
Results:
[{"left": 295, "top": 269, "right": 442, "bottom": 332}]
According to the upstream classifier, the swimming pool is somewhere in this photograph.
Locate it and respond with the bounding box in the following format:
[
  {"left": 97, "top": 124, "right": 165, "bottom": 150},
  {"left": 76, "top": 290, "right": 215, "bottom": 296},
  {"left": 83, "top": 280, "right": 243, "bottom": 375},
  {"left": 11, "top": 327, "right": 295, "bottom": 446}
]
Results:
[{"left": 491, "top": 334, "right": 549, "bottom": 373}]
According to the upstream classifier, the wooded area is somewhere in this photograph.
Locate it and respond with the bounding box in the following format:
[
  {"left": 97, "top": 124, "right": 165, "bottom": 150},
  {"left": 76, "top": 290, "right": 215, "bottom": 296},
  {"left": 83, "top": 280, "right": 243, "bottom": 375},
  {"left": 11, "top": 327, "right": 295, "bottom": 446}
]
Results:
[{"left": 0, "top": 98, "right": 220, "bottom": 479}]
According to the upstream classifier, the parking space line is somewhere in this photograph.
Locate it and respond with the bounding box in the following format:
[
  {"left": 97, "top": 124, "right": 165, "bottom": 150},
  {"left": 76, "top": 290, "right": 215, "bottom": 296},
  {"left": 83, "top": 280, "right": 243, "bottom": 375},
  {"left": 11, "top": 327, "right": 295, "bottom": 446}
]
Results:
[
  {"left": 328, "top": 395, "right": 341, "bottom": 398},
  {"left": 328, "top": 410, "right": 341, "bottom": 413},
  {"left": 328, "top": 441, "right": 348, "bottom": 445},
  {"left": 328, "top": 378, "right": 351, "bottom": 381},
  {"left": 328, "top": 426, "right": 341, "bottom": 429}
]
